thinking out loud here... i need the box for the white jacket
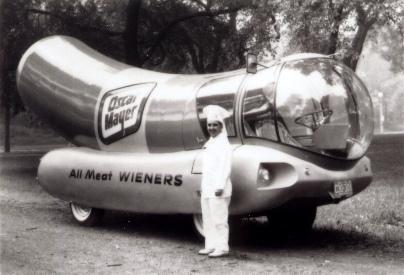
[201,132,232,198]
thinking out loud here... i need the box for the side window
[242,68,278,141]
[196,75,245,137]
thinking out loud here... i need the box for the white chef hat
[203,105,230,126]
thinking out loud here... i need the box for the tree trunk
[207,38,221,73]
[343,4,378,72]
[327,23,340,55]
[4,94,11,153]
[351,24,368,71]
[0,1,10,153]
[327,4,344,55]
[123,0,142,67]
[343,24,369,71]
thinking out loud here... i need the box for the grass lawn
[0,115,68,148]
[314,134,403,251]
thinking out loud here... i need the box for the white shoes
[208,250,229,258]
[199,248,229,257]
[199,248,215,255]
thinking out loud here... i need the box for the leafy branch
[27,8,124,36]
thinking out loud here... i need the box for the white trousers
[201,197,231,252]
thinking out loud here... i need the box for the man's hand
[215,189,223,197]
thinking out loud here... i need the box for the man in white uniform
[199,105,233,258]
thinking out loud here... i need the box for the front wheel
[70,202,104,226]
[192,214,204,238]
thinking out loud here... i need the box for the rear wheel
[266,206,317,233]
[70,202,104,226]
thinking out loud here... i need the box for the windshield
[242,58,374,159]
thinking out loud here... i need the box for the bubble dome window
[243,58,374,159]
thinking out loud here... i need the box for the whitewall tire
[192,214,205,237]
[70,202,104,226]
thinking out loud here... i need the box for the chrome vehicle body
[17,36,374,228]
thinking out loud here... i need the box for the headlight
[256,163,297,190]
[258,167,271,188]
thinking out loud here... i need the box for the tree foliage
[279,0,402,71]
[1,0,279,127]
[22,0,279,73]
[144,0,279,73]
[367,24,404,74]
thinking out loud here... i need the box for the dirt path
[1,153,403,274]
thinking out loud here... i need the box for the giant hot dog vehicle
[17,36,374,235]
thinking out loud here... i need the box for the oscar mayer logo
[98,83,156,144]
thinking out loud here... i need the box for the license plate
[334,180,353,198]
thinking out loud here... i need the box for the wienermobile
[17,36,374,236]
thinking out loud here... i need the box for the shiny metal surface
[145,71,249,152]
[38,145,372,215]
[38,147,202,214]
[229,145,372,214]
[17,36,252,152]
[145,75,200,153]
[17,36,131,148]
